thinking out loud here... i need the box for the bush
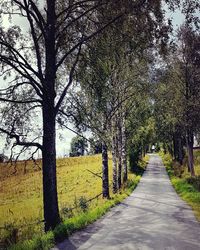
[172,160,184,178]
[186,176,200,192]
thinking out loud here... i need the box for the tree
[153,23,200,175]
[0,153,8,163]
[0,0,130,231]
[69,135,87,157]
[62,0,177,197]
[171,24,200,175]
[89,137,102,154]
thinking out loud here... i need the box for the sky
[0,2,188,159]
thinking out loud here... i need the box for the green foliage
[69,136,88,157]
[128,146,141,172]
[128,148,150,176]
[186,176,200,192]
[89,138,102,154]
[9,232,54,250]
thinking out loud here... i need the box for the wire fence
[0,191,103,234]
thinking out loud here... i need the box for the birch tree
[0,0,130,230]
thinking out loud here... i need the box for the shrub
[186,176,200,192]
[1,223,18,248]
[172,160,184,178]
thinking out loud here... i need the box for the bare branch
[0,55,43,97]
[0,97,42,104]
[0,128,43,150]
[55,44,82,113]
[23,0,44,80]
[86,169,102,179]
[57,117,94,144]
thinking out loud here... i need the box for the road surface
[53,154,200,250]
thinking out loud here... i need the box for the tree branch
[0,128,43,150]
[23,0,44,80]
[56,13,123,69]
[0,97,42,104]
[55,44,82,113]
[86,169,102,179]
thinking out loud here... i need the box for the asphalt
[52,154,200,250]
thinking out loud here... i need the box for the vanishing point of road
[53,154,200,250]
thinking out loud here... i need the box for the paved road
[53,154,200,250]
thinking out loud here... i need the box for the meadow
[0,154,138,246]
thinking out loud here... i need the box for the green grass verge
[8,176,141,250]
[160,152,200,222]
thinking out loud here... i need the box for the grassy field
[0,154,142,247]
[161,150,200,221]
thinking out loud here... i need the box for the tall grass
[160,150,200,221]
[0,154,145,248]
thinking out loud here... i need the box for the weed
[78,196,88,212]
[60,206,73,219]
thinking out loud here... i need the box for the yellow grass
[0,154,136,236]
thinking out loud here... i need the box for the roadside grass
[160,151,200,221]
[0,154,148,249]
[8,175,141,250]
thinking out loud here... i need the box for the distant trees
[89,138,102,154]
[177,25,200,176]
[69,136,87,157]
[0,153,8,163]
[153,21,200,176]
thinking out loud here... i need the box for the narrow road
[53,155,200,250]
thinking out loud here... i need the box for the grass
[8,178,141,250]
[160,151,200,221]
[0,154,148,249]
[0,155,112,227]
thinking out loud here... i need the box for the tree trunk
[102,141,109,198]
[42,103,60,231]
[112,131,118,194]
[42,0,60,231]
[117,121,122,189]
[186,130,195,176]
[121,114,127,183]
[173,133,178,160]
[111,116,118,193]
[177,136,184,165]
